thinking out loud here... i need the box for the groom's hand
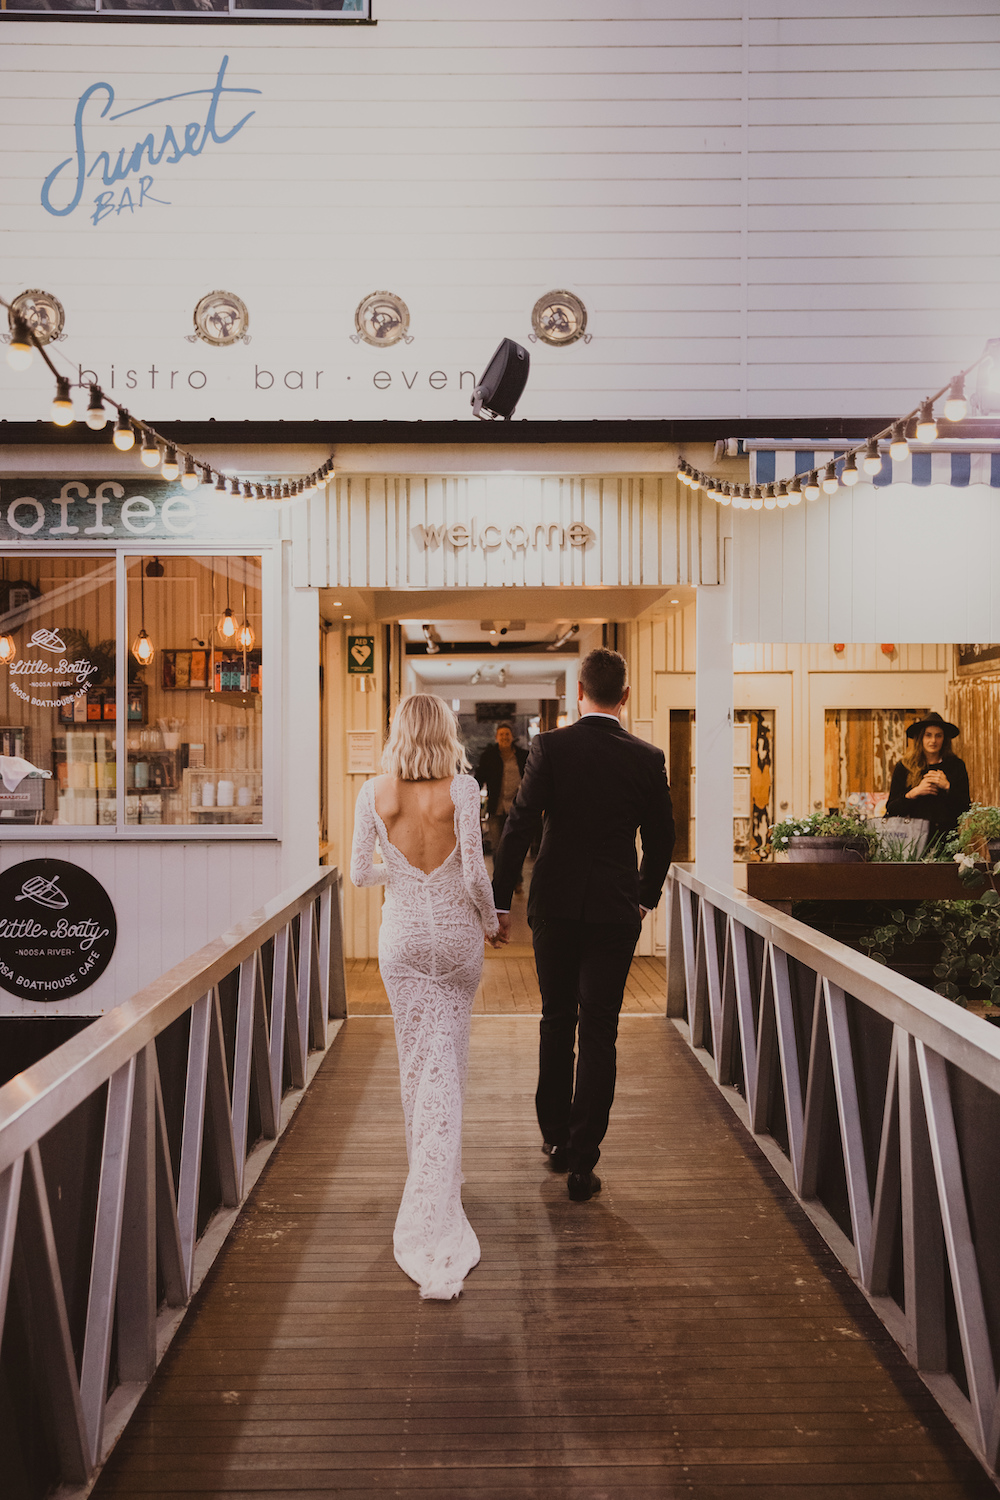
[496,912,511,944]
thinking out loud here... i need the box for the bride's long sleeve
[456,774,499,936]
[350,780,388,888]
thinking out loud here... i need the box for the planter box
[786,836,868,864]
[748,863,982,909]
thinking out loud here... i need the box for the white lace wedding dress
[351,773,499,1300]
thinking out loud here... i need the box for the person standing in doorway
[491,649,675,1202]
[475,723,528,858]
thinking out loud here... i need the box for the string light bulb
[763,484,777,510]
[776,482,790,508]
[6,315,34,371]
[51,376,74,426]
[788,477,803,505]
[181,455,199,490]
[215,473,227,492]
[200,465,213,488]
[160,444,179,481]
[841,453,860,486]
[889,422,910,461]
[113,409,136,451]
[916,400,938,442]
[863,437,882,475]
[944,375,967,422]
[804,472,821,501]
[85,385,108,430]
[822,461,839,494]
[0,631,16,665]
[139,430,160,468]
[751,488,764,511]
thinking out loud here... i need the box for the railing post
[116,1044,158,1387]
[326,872,348,1021]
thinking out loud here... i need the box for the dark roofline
[3,418,1000,447]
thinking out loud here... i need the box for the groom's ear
[620,685,631,707]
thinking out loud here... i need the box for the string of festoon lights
[2,294,333,501]
[677,352,987,510]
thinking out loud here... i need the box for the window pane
[125,555,263,828]
[0,556,117,828]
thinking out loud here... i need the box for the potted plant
[955,804,1000,866]
[768,809,875,864]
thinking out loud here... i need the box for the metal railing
[0,866,347,1497]
[666,865,1000,1475]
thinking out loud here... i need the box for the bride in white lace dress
[351,695,501,1300]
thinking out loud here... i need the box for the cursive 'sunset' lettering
[41,56,260,218]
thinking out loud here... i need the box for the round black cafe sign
[0,859,117,1000]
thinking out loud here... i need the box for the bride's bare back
[373,774,458,875]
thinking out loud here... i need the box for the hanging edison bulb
[0,631,17,665]
[218,606,237,641]
[131,628,154,667]
[236,619,255,650]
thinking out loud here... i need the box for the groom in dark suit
[492,648,675,1201]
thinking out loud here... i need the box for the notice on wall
[346,731,377,775]
[0,859,117,999]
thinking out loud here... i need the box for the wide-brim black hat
[906,711,960,741]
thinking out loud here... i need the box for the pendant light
[236,564,255,651]
[139,429,160,468]
[113,408,136,451]
[218,557,237,642]
[131,558,155,667]
[85,384,108,430]
[51,376,74,426]
[0,558,16,664]
[944,375,967,422]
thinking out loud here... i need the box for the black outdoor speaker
[471,338,530,420]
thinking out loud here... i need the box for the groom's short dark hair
[579,648,628,707]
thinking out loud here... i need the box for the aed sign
[0,859,117,999]
[347,636,375,674]
[0,480,279,544]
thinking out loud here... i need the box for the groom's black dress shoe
[542,1143,570,1173]
[568,1171,601,1202]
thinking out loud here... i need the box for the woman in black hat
[885,711,970,840]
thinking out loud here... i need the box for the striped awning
[750,448,1000,489]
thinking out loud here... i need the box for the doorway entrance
[319,584,682,1009]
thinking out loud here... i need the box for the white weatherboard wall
[1,2,997,424]
[733,484,1000,643]
[293,474,723,589]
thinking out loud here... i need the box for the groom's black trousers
[531,916,641,1174]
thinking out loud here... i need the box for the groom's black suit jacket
[491,715,675,926]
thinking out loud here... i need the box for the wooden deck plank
[92,1018,994,1499]
[346,955,666,1017]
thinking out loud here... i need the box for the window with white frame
[2,0,367,16]
[0,552,267,834]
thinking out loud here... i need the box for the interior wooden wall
[947,673,1000,807]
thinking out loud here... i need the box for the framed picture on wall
[955,645,1000,678]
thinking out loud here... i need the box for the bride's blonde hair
[381,694,470,781]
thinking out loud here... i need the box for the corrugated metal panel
[303,474,720,588]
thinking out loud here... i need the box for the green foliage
[768,808,875,855]
[957,804,1000,855]
[858,895,1000,1006]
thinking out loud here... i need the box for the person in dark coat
[492,648,675,1202]
[885,710,971,840]
[475,723,528,855]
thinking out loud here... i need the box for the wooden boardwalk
[93,1014,994,1499]
[346,954,668,1016]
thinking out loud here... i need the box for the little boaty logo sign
[0,860,117,1000]
[40,56,260,226]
